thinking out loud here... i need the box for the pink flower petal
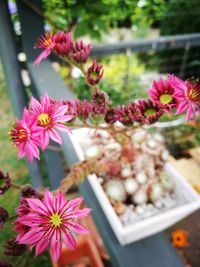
[26,198,49,215]
[64,221,90,234]
[61,229,77,250]
[18,227,44,244]
[55,124,71,133]
[64,197,83,212]
[35,236,49,256]
[41,130,50,150]
[34,48,51,65]
[16,214,44,226]
[29,96,41,111]
[43,191,54,213]
[176,101,188,115]
[41,93,51,106]
[62,208,92,220]
[50,229,62,261]
[54,105,69,117]
[56,191,66,211]
[49,128,62,144]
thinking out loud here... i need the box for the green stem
[61,56,99,93]
[11,182,21,190]
[15,250,29,267]
[6,214,18,222]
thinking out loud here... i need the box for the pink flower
[34,31,73,65]
[147,76,180,112]
[170,77,200,123]
[15,191,91,261]
[9,109,41,162]
[29,94,73,150]
[86,61,103,85]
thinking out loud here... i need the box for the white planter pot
[69,129,200,245]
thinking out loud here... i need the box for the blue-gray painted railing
[90,33,200,57]
[0,0,43,188]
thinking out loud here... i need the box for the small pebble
[135,205,145,215]
[154,200,163,209]
[114,202,126,215]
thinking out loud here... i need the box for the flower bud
[91,90,110,121]
[0,170,11,195]
[70,40,91,63]
[4,237,26,256]
[0,207,9,228]
[20,185,38,198]
[104,108,119,124]
[117,106,133,126]
[86,61,103,85]
[137,99,163,124]
[0,261,13,267]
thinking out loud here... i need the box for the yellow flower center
[38,113,51,127]
[187,88,200,101]
[159,94,173,105]
[144,108,156,117]
[50,213,62,227]
[43,33,53,48]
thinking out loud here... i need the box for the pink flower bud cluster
[35,32,104,86]
[34,31,91,65]
[10,31,200,163]
[10,76,200,163]
[64,74,200,126]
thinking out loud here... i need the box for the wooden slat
[169,151,200,193]
[189,147,200,165]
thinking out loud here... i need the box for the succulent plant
[160,172,174,191]
[135,172,147,185]
[124,178,139,194]
[105,180,126,202]
[149,182,163,202]
[132,189,148,205]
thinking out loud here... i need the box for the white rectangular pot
[69,129,200,245]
